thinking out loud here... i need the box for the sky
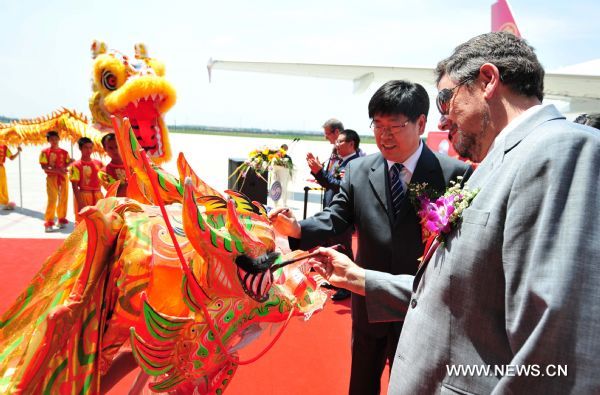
[1,0,599,134]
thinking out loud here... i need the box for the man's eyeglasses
[370,120,410,136]
[436,84,462,115]
[335,139,347,145]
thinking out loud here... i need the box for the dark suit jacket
[312,151,361,207]
[294,145,473,336]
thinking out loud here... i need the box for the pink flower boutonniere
[409,177,479,268]
[333,165,346,180]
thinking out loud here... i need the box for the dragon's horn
[177,152,223,199]
[225,198,265,257]
[105,180,120,198]
[182,178,242,261]
[127,173,153,204]
[226,190,275,251]
[111,116,153,203]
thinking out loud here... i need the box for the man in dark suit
[310,129,361,208]
[270,80,472,395]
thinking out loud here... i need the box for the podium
[267,165,291,209]
[228,158,268,204]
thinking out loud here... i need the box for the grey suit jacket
[366,105,600,394]
[294,144,472,336]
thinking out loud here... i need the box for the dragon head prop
[128,181,327,392]
[89,40,176,163]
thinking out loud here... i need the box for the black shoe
[331,289,351,301]
[321,282,335,290]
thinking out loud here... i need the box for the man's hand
[10,146,22,160]
[43,165,66,176]
[308,247,366,296]
[268,207,301,239]
[306,152,323,174]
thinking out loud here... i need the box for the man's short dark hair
[435,32,545,101]
[368,80,429,121]
[574,113,600,130]
[322,118,344,132]
[46,131,59,140]
[101,133,116,148]
[78,137,93,149]
[341,129,360,151]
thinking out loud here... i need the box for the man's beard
[452,110,491,162]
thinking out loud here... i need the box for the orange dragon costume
[0,44,329,394]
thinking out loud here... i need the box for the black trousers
[349,325,401,395]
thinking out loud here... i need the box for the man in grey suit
[309,32,600,394]
[270,80,472,395]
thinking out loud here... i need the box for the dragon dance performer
[70,137,104,223]
[0,144,21,210]
[39,131,73,232]
[98,133,128,197]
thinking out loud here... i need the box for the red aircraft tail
[491,0,521,37]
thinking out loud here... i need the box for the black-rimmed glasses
[370,120,410,136]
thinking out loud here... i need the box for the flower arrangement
[230,145,294,183]
[409,177,479,267]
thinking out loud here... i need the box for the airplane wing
[207,1,599,112]
[207,59,600,111]
[207,59,435,94]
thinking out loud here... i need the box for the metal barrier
[303,186,324,219]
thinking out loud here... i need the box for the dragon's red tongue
[124,98,160,153]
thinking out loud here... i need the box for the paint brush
[270,244,343,271]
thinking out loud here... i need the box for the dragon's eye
[101,70,118,91]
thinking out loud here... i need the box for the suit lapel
[340,152,360,168]
[394,146,437,222]
[368,155,393,222]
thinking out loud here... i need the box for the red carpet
[0,238,388,394]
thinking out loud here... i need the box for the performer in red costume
[98,133,128,197]
[39,131,72,232]
[70,137,104,223]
